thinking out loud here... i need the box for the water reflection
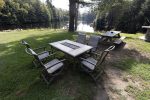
[62,21,94,33]
[77,22,94,33]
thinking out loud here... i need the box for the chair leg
[80,65,98,84]
[84,69,104,84]
[95,73,101,80]
[41,73,55,85]
[89,73,97,84]
[40,67,64,85]
[94,68,105,80]
[41,73,50,85]
[33,60,39,68]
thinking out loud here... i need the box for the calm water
[62,21,94,33]
[77,22,94,33]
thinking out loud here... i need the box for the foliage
[94,0,150,33]
[0,0,4,9]
[0,0,69,30]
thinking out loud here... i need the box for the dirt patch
[94,43,149,100]
[102,66,135,100]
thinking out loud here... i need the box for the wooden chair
[76,33,86,44]
[80,46,115,82]
[87,35,100,52]
[28,48,66,85]
[21,40,53,64]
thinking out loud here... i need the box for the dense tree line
[94,0,150,33]
[0,0,69,30]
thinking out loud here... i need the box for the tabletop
[101,31,121,37]
[49,40,93,57]
[142,26,150,29]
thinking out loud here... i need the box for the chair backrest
[88,35,100,52]
[21,40,30,48]
[27,48,44,66]
[27,48,38,58]
[76,33,86,44]
[96,46,115,67]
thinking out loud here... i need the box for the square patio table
[49,40,93,57]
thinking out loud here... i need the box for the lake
[62,21,94,33]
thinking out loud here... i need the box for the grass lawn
[0,29,150,100]
[108,33,150,100]
[0,29,97,100]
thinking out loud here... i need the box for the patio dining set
[21,31,124,85]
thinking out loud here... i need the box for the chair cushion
[38,51,49,60]
[45,59,63,74]
[81,57,97,70]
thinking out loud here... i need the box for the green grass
[0,29,96,100]
[114,33,150,80]
[114,58,150,80]
[0,29,150,99]
[121,33,150,53]
[113,32,150,99]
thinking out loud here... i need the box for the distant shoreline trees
[0,0,69,30]
[94,0,150,33]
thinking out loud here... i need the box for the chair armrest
[80,57,96,66]
[37,50,52,55]
[90,52,101,59]
[105,45,115,51]
[33,46,47,51]
[25,48,32,55]
[91,52,101,56]
[59,59,66,62]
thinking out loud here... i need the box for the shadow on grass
[0,31,109,100]
[107,46,150,80]
[0,32,74,98]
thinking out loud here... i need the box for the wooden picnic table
[100,31,121,43]
[142,26,150,42]
[49,40,93,57]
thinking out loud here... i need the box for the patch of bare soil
[102,66,135,100]
[94,43,149,100]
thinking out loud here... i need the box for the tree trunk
[69,0,76,32]
[75,3,79,31]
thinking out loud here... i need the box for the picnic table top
[101,31,121,37]
[49,40,93,57]
[142,26,150,29]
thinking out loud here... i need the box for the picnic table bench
[142,26,150,42]
[113,36,126,45]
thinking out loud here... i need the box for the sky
[40,0,91,14]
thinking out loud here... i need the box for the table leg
[145,29,150,42]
